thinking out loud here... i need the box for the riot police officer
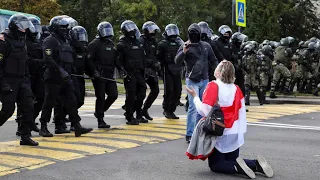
[139,21,161,121]
[0,14,38,146]
[270,37,293,98]
[14,17,43,136]
[157,24,183,119]
[117,20,147,125]
[231,32,248,96]
[213,25,233,62]
[40,16,93,137]
[88,22,119,128]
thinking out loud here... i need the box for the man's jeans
[186,78,209,137]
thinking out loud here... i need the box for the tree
[0,0,61,24]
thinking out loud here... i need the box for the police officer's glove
[59,67,70,81]
[92,70,100,80]
[120,69,130,80]
[1,83,13,94]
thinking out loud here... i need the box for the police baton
[70,74,124,84]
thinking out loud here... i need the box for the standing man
[270,37,293,98]
[157,24,184,119]
[87,22,119,128]
[175,23,218,143]
[40,16,93,137]
[0,14,38,146]
[117,20,148,125]
[139,21,161,121]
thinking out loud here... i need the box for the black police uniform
[0,32,34,139]
[138,35,160,118]
[40,33,92,137]
[231,43,246,96]
[157,37,183,118]
[88,38,118,122]
[117,36,147,124]
[26,39,45,123]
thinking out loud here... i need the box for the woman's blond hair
[214,60,235,84]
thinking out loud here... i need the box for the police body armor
[74,51,86,75]
[244,54,257,74]
[94,39,116,73]
[58,40,74,74]
[26,41,44,76]
[274,46,292,68]
[164,38,182,76]
[3,37,28,77]
[139,36,157,78]
[120,37,144,72]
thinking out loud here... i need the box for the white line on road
[248,122,320,131]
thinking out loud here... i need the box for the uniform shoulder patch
[0,53,3,61]
[45,49,52,56]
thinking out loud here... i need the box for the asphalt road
[0,97,320,180]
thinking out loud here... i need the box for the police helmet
[49,16,69,35]
[231,32,248,44]
[298,41,305,48]
[244,44,255,53]
[218,25,232,35]
[280,38,289,46]
[121,20,139,36]
[198,21,213,38]
[286,36,295,45]
[8,14,35,34]
[142,21,160,34]
[308,42,316,50]
[164,24,180,38]
[65,17,78,30]
[310,37,318,43]
[97,22,114,38]
[70,26,88,42]
[261,45,273,57]
[27,17,41,41]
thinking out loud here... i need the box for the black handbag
[203,85,225,136]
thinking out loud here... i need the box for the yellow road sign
[236,0,246,27]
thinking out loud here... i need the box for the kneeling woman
[186,60,274,179]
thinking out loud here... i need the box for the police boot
[269,91,277,99]
[98,118,111,128]
[39,123,53,137]
[313,87,320,96]
[32,123,40,133]
[235,157,256,179]
[170,112,179,119]
[20,136,39,146]
[55,124,71,134]
[245,92,250,106]
[126,116,139,125]
[283,87,293,95]
[262,89,270,104]
[136,112,148,123]
[73,123,93,137]
[163,111,173,119]
[255,88,263,105]
[141,109,153,120]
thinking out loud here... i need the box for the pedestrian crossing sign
[236,0,246,27]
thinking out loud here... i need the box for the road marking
[1,103,320,177]
[0,146,84,161]
[33,136,140,149]
[35,141,115,155]
[248,122,320,130]
[95,129,184,139]
[0,154,54,170]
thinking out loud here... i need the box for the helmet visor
[99,27,114,37]
[166,27,179,36]
[78,33,88,42]
[34,24,42,34]
[16,20,35,32]
[123,22,138,32]
[219,27,232,34]
[147,24,160,33]
[238,34,248,42]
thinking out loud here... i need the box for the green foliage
[3,0,319,43]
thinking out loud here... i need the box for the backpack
[203,83,225,136]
